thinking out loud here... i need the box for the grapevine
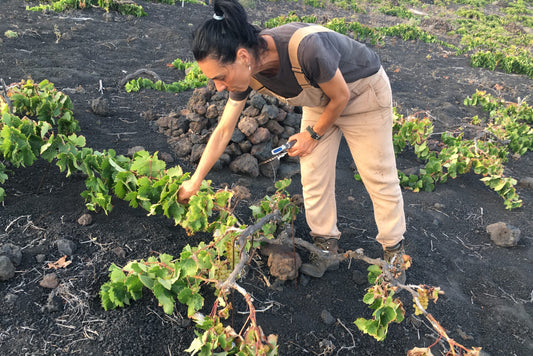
[387,94,533,209]
[1,79,486,354]
[124,59,209,93]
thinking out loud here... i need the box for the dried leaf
[47,255,72,269]
[407,347,434,356]
[465,347,483,356]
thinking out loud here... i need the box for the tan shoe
[383,241,407,284]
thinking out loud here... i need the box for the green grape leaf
[153,282,175,315]
[108,283,128,307]
[99,284,116,311]
[109,264,126,283]
[125,275,143,301]
[376,306,397,325]
[367,264,382,284]
[138,273,155,289]
[180,257,198,277]
[178,288,204,317]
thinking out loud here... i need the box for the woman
[178,0,406,281]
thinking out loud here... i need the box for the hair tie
[213,13,224,21]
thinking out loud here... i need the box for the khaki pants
[300,67,405,248]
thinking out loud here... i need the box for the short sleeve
[229,87,252,101]
[298,33,341,85]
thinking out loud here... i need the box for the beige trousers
[299,67,405,248]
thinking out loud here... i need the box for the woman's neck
[254,35,279,76]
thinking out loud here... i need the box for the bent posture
[178,0,407,280]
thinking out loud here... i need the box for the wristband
[306,125,322,140]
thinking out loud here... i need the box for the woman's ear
[236,48,251,65]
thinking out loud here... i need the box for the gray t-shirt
[230,23,381,101]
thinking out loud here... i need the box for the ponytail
[192,0,266,64]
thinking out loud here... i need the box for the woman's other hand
[177,179,201,204]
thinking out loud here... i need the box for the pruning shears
[259,140,296,165]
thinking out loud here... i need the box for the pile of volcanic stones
[155,81,302,177]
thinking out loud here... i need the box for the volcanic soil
[0,1,532,355]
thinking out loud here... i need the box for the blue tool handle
[271,140,296,155]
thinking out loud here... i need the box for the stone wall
[155,82,302,178]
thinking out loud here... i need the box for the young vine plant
[384,91,533,210]
[124,59,209,93]
[26,0,206,17]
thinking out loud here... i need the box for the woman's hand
[177,179,201,204]
[287,131,319,157]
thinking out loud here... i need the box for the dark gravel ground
[1,1,532,355]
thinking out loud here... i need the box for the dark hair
[192,0,266,64]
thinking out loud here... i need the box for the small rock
[282,126,296,138]
[4,293,17,305]
[127,146,145,157]
[249,94,266,109]
[284,112,301,128]
[0,256,15,281]
[229,154,259,177]
[251,141,273,162]
[433,203,445,209]
[352,270,367,285]
[192,103,207,116]
[231,128,246,143]
[261,104,279,120]
[91,96,110,116]
[213,153,231,170]
[112,246,126,259]
[1,243,22,266]
[518,177,533,189]
[56,239,77,256]
[238,140,252,153]
[265,245,302,281]
[159,152,174,163]
[248,127,271,145]
[190,144,206,163]
[486,222,521,247]
[232,185,251,201]
[264,95,279,106]
[242,105,260,117]
[265,120,284,135]
[276,109,287,122]
[77,213,93,226]
[238,116,258,136]
[40,273,59,289]
[186,112,203,123]
[205,104,219,119]
[320,309,336,325]
[156,115,172,129]
[170,136,192,157]
[225,142,242,157]
[189,120,206,134]
[36,254,46,263]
